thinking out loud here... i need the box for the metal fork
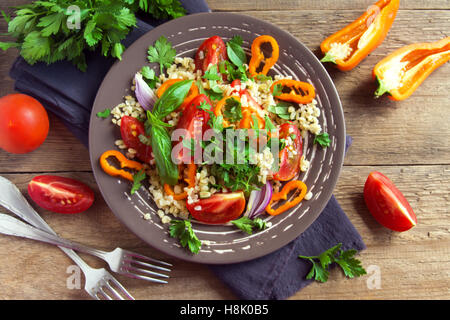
[0,176,135,300]
[0,213,171,283]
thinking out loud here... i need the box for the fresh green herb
[268,101,292,120]
[314,132,331,148]
[203,66,222,81]
[219,60,248,82]
[255,74,273,81]
[223,97,243,123]
[138,134,152,146]
[147,35,177,74]
[298,243,366,283]
[226,35,246,68]
[127,0,186,21]
[148,122,179,186]
[169,219,202,254]
[203,65,224,101]
[96,108,111,118]
[272,83,283,97]
[264,115,276,131]
[0,0,185,71]
[232,216,269,234]
[141,66,159,88]
[130,169,146,195]
[152,80,193,118]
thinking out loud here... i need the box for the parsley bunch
[0,0,185,71]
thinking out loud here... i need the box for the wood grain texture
[208,0,450,10]
[0,0,449,300]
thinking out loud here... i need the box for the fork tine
[125,258,171,272]
[121,267,169,284]
[97,287,113,300]
[106,277,135,300]
[104,281,126,300]
[123,265,170,279]
[126,252,173,267]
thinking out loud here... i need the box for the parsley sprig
[298,243,366,283]
[169,219,202,254]
[232,216,269,234]
[147,36,176,74]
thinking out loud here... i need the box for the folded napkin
[9,0,365,300]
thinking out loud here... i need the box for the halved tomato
[364,171,417,232]
[28,175,94,214]
[186,192,246,224]
[120,116,153,163]
[173,94,212,163]
[272,123,303,181]
[194,36,228,75]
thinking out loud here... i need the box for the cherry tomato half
[0,94,49,154]
[120,116,153,163]
[28,175,94,214]
[186,192,246,224]
[272,123,303,181]
[364,171,417,232]
[173,94,212,163]
[194,36,228,75]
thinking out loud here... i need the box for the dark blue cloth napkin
[8,0,365,300]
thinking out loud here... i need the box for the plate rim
[89,11,346,264]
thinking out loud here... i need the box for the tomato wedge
[28,175,94,214]
[186,192,246,224]
[364,171,417,232]
[272,123,303,181]
[173,94,212,163]
[120,116,153,163]
[194,36,228,75]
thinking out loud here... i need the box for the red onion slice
[248,181,273,219]
[134,72,157,111]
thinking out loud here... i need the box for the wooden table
[0,0,449,300]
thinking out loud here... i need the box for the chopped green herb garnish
[140,66,159,88]
[130,169,146,195]
[232,216,269,234]
[314,132,331,148]
[96,108,111,118]
[223,97,243,123]
[272,83,283,97]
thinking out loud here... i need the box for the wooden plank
[0,165,448,299]
[207,0,450,11]
[0,10,449,169]
[0,113,91,173]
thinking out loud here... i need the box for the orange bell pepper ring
[100,150,144,182]
[214,95,241,128]
[163,163,196,200]
[249,35,280,77]
[271,79,315,104]
[156,79,199,111]
[320,0,400,71]
[266,180,307,216]
[373,36,450,101]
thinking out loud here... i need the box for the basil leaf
[150,124,179,186]
[226,36,246,67]
[153,80,193,119]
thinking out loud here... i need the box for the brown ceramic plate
[89,12,345,264]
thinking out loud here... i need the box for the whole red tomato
[0,94,49,154]
[364,171,417,232]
